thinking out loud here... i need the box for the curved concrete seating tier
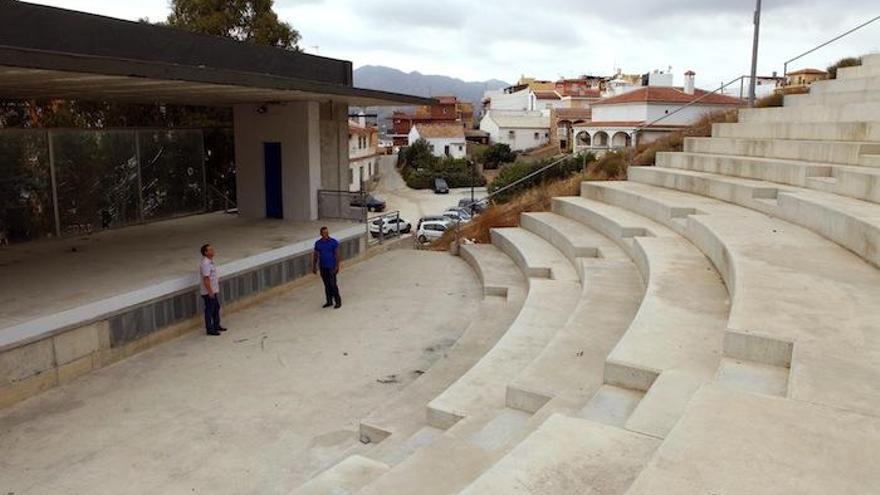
[683,136,880,166]
[583,180,880,416]
[626,385,880,495]
[292,244,530,495]
[425,228,581,429]
[458,414,660,495]
[738,101,880,124]
[551,197,729,438]
[784,89,880,108]
[507,212,641,413]
[357,244,528,448]
[293,455,390,495]
[629,165,880,269]
[656,150,880,204]
[713,120,880,141]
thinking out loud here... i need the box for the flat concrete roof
[0,1,433,107]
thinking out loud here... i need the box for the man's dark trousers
[320,267,341,305]
[202,295,221,332]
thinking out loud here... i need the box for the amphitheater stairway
[294,54,880,494]
[348,200,731,494]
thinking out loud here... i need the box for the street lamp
[748,0,762,107]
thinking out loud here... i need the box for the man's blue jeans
[202,294,221,332]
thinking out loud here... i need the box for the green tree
[168,0,301,50]
[478,143,516,170]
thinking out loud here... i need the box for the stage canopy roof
[0,1,433,107]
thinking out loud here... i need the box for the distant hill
[353,65,510,128]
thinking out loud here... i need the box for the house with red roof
[572,71,744,154]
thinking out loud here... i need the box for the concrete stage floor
[0,249,480,494]
[0,213,355,331]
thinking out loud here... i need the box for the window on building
[508,130,515,140]
[534,132,539,140]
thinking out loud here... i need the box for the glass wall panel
[53,130,139,234]
[138,129,205,220]
[0,130,53,242]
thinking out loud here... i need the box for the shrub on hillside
[478,143,517,170]
[401,156,486,190]
[488,153,594,203]
[755,93,784,108]
[631,109,738,167]
[827,56,862,79]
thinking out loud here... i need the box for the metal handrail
[783,14,880,77]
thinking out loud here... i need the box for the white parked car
[369,216,411,237]
[417,220,450,243]
[442,208,472,223]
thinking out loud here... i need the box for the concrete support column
[319,101,350,192]
[233,102,323,221]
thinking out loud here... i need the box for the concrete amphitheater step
[628,165,880,268]
[837,64,880,81]
[738,101,880,124]
[489,227,580,281]
[425,229,581,429]
[784,89,880,107]
[582,180,880,416]
[712,119,880,141]
[507,212,642,413]
[656,150,880,204]
[457,414,660,495]
[683,136,880,166]
[357,244,528,450]
[292,455,390,495]
[550,196,729,438]
[626,385,880,494]
[809,74,880,94]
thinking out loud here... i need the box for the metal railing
[207,184,237,213]
[367,210,405,245]
[783,14,880,78]
[317,189,368,222]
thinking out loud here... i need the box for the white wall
[487,88,530,111]
[593,102,736,126]
[234,102,324,221]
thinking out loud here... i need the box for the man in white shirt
[199,243,226,336]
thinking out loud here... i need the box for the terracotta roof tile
[413,123,465,139]
[593,86,744,106]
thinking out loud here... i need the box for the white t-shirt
[199,257,220,296]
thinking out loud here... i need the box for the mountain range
[353,65,510,125]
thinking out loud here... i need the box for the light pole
[748,0,762,107]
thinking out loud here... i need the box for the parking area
[368,155,487,243]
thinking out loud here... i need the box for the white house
[408,123,467,159]
[572,71,743,155]
[479,110,551,151]
[482,87,531,112]
[349,114,380,191]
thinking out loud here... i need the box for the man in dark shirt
[313,226,342,309]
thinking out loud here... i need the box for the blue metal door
[264,142,283,219]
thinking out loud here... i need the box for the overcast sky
[26,0,880,88]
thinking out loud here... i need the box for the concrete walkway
[0,250,480,495]
[372,155,486,226]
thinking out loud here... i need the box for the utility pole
[748,0,762,107]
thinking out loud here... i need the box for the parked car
[433,178,449,194]
[457,198,489,215]
[369,216,411,237]
[443,208,472,223]
[417,220,450,243]
[417,215,452,230]
[350,194,386,212]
